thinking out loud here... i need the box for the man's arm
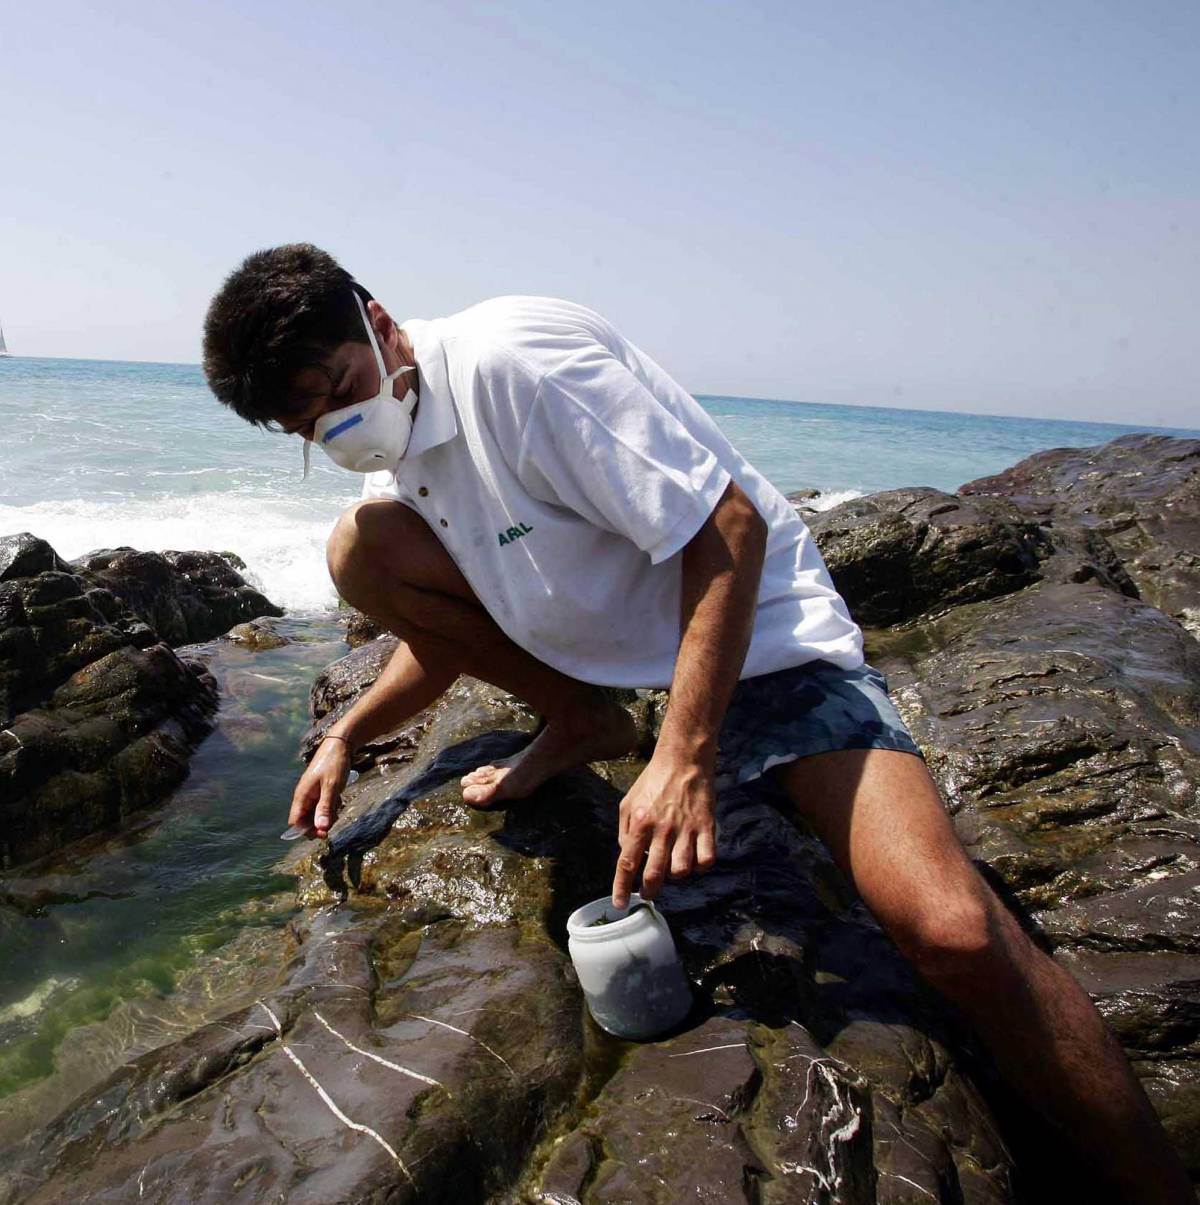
[611,479,768,907]
[288,638,458,838]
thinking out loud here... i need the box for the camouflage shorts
[714,659,923,790]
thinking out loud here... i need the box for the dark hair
[202,243,373,427]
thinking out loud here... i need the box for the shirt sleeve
[515,346,732,564]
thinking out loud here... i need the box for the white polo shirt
[361,296,863,689]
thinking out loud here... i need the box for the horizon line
[4,353,1198,437]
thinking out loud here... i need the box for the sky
[2,0,1197,426]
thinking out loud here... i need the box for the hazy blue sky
[3,1,1197,425]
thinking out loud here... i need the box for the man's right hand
[288,736,354,839]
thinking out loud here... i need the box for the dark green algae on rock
[1,535,216,868]
[71,546,283,648]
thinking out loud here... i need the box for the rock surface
[959,432,1200,635]
[806,486,1135,627]
[4,433,1199,1201]
[0,679,1017,1203]
[345,607,385,647]
[804,436,1200,1190]
[0,534,281,868]
[72,547,282,645]
[225,619,289,650]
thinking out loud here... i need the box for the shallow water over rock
[0,615,345,1146]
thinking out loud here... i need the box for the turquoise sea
[3,355,1197,612]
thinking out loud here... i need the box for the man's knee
[890,886,1020,991]
[327,500,427,608]
[327,500,479,636]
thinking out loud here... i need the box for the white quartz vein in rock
[880,1168,938,1199]
[667,1042,746,1058]
[257,1001,414,1186]
[404,1012,515,1078]
[673,1096,731,1120]
[313,1010,447,1092]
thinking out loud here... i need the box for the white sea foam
[807,488,865,511]
[2,482,871,615]
[0,493,343,614]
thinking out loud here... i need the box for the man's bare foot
[461,700,636,807]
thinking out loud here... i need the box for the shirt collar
[400,318,458,458]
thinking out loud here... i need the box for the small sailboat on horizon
[0,319,10,358]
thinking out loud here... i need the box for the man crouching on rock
[202,243,1192,1204]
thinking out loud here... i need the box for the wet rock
[309,634,399,721]
[225,620,289,650]
[870,575,1200,1166]
[0,572,151,726]
[1059,949,1200,1054]
[321,685,1016,1202]
[785,486,822,517]
[744,1022,877,1204]
[539,1018,768,1203]
[0,536,229,867]
[298,634,435,769]
[959,432,1200,635]
[2,671,1018,1201]
[3,877,584,1203]
[535,1018,882,1205]
[870,579,1200,907]
[10,432,1200,1199]
[73,547,283,645]
[345,608,384,647]
[1,643,217,867]
[0,534,67,582]
[806,487,1132,628]
[1035,871,1200,955]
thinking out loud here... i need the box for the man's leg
[328,499,635,804]
[772,748,1193,1205]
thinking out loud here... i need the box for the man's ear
[366,299,398,349]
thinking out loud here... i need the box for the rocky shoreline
[1,432,1197,1202]
[0,537,282,868]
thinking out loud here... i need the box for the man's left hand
[612,753,718,908]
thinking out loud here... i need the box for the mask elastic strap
[353,291,417,404]
[302,437,311,480]
[352,291,388,379]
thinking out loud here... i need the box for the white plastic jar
[566,894,693,1040]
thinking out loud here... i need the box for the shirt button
[418,487,429,497]
[439,518,448,527]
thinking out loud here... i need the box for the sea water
[0,618,349,1142]
[1,355,1197,1129]
[3,356,1196,613]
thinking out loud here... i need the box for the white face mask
[302,293,417,476]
